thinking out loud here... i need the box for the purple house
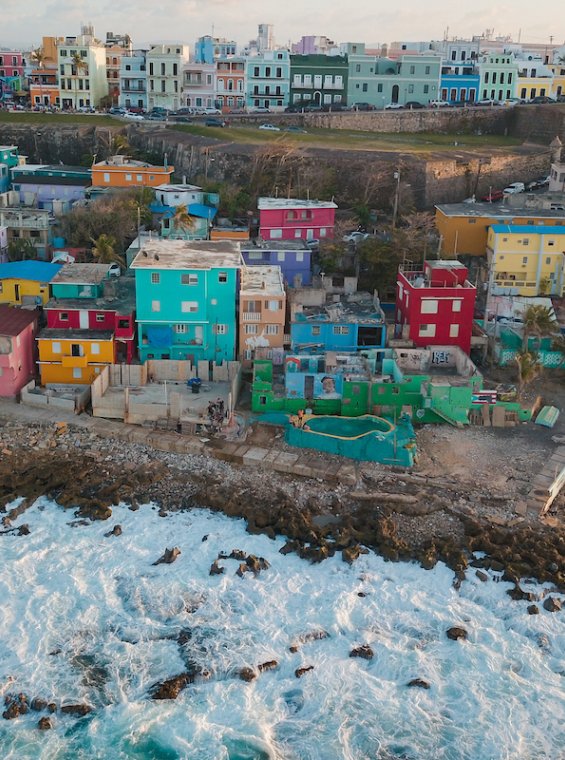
[241,240,312,287]
[11,176,91,213]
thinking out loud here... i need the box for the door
[391,84,399,103]
[79,310,89,329]
[304,375,314,399]
[14,284,20,302]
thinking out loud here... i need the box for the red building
[258,197,337,242]
[395,260,476,354]
[0,305,38,397]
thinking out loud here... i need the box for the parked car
[205,118,227,127]
[249,106,271,113]
[343,231,370,244]
[303,103,323,112]
[174,107,194,115]
[305,239,320,251]
[108,263,121,277]
[351,102,374,111]
[201,107,222,115]
[429,99,450,108]
[284,125,308,133]
[384,103,404,110]
[109,106,126,115]
[503,182,526,194]
[404,101,424,109]
[144,113,166,121]
[481,189,504,202]
[530,96,556,104]
[475,98,501,106]
[321,103,349,112]
[258,123,280,131]
[123,111,144,121]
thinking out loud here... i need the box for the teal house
[131,239,241,363]
[0,145,22,193]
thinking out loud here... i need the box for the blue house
[150,184,219,240]
[440,62,480,103]
[119,50,148,112]
[290,292,387,353]
[131,239,241,363]
[241,240,311,287]
[245,50,291,111]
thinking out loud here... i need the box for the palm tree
[521,304,555,350]
[71,51,88,77]
[171,205,197,239]
[90,234,124,268]
[30,47,46,107]
[514,350,542,398]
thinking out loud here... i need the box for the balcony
[121,84,146,92]
[242,312,262,321]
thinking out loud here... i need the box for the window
[418,324,436,337]
[96,314,105,322]
[72,368,82,379]
[362,83,368,93]
[277,251,286,261]
[245,324,258,334]
[52,342,62,354]
[421,299,438,314]
[218,271,227,283]
[546,257,552,264]
[214,324,227,334]
[267,300,281,311]
[333,326,350,335]
[174,324,187,333]
[181,274,198,285]
[425,65,430,75]
[265,324,279,335]
[151,300,161,312]
[296,251,304,262]
[355,64,361,73]
[270,229,283,239]
[136,174,143,182]
[312,326,321,336]
[181,301,198,312]
[60,312,69,321]
[151,272,160,284]
[449,324,459,338]
[410,65,415,74]
[103,173,110,183]
[91,343,100,355]
[423,85,429,94]
[408,84,414,94]
[377,83,383,93]
[452,299,462,312]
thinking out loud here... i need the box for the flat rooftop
[258,197,338,210]
[435,203,565,219]
[51,263,114,285]
[240,265,285,295]
[241,239,310,252]
[45,277,136,315]
[154,183,203,192]
[490,224,565,235]
[37,328,114,341]
[294,293,385,325]
[131,239,242,270]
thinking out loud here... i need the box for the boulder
[543,597,562,613]
[209,560,224,576]
[279,540,299,556]
[2,693,29,720]
[38,717,52,730]
[446,627,468,641]
[258,660,278,673]
[295,666,314,678]
[104,524,122,538]
[527,604,540,615]
[289,630,329,652]
[238,667,257,682]
[236,563,249,578]
[342,545,361,565]
[475,570,488,583]
[60,704,93,717]
[507,585,536,602]
[17,524,30,536]
[153,547,181,566]
[349,645,374,660]
[229,549,247,561]
[407,678,430,689]
[30,698,48,712]
[150,672,195,700]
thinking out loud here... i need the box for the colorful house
[440,61,480,102]
[44,265,136,363]
[146,43,189,112]
[291,292,387,353]
[0,226,7,262]
[486,224,565,297]
[0,207,53,260]
[289,54,348,108]
[239,265,286,363]
[258,197,337,242]
[241,240,312,286]
[37,328,115,385]
[435,203,565,257]
[348,53,441,108]
[119,50,148,112]
[29,67,60,107]
[395,261,477,354]
[10,173,91,213]
[0,145,24,171]
[57,28,109,109]
[478,53,518,102]
[182,62,217,110]
[131,239,241,363]
[91,156,173,188]
[151,183,219,240]
[0,260,62,306]
[0,52,25,105]
[245,50,291,111]
[0,305,39,397]
[215,57,246,112]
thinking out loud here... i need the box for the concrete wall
[20,380,90,413]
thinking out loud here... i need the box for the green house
[289,54,349,108]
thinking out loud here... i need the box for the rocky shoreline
[0,417,563,597]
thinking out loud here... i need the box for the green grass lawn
[0,112,120,126]
[168,123,523,153]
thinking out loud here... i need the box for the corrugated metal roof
[0,304,38,336]
[0,260,62,282]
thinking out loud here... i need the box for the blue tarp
[188,203,217,220]
[146,326,173,347]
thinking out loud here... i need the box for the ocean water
[0,497,564,760]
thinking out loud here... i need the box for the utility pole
[392,167,401,229]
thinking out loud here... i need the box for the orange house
[29,67,60,107]
[91,156,174,188]
[239,265,286,364]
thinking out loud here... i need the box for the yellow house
[547,64,565,99]
[435,204,565,257]
[0,261,61,306]
[37,329,115,385]
[516,75,553,101]
[486,224,565,297]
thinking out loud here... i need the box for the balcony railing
[121,85,146,92]
[242,312,262,321]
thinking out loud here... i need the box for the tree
[30,47,45,69]
[61,195,145,252]
[7,239,37,261]
[514,350,542,398]
[71,51,88,77]
[90,234,124,267]
[170,205,197,239]
[521,304,555,350]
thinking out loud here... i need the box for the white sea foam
[0,498,563,759]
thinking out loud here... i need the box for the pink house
[258,197,337,242]
[0,51,25,79]
[0,305,39,396]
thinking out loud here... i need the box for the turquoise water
[305,416,391,437]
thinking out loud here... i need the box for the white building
[57,26,108,109]
[146,43,189,111]
[182,62,216,110]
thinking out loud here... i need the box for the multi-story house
[289,54,348,108]
[37,328,115,385]
[0,305,39,397]
[245,50,290,111]
[131,239,241,363]
[215,58,245,112]
[486,225,565,297]
[515,54,554,101]
[430,39,481,64]
[182,62,217,110]
[478,53,518,102]
[0,261,61,306]
[195,36,237,64]
[151,183,219,240]
[348,53,441,108]
[10,164,92,213]
[241,240,312,287]
[119,50,147,112]
[258,197,337,242]
[57,27,108,109]
[0,144,22,193]
[440,60,480,103]
[91,155,173,188]
[395,260,477,354]
[239,265,286,363]
[29,67,59,107]
[45,263,136,363]
[146,43,189,111]
[0,51,25,104]
[292,36,338,55]
[0,208,53,260]
[105,32,132,106]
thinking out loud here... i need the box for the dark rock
[490,560,505,572]
[47,703,57,713]
[279,540,299,556]
[342,545,361,565]
[17,524,30,536]
[258,660,278,672]
[475,570,488,583]
[543,597,562,612]
[202,534,208,542]
[177,629,192,646]
[470,557,489,569]
[104,524,122,537]
[507,585,536,602]
[407,678,430,689]
[238,667,257,682]
[236,563,249,578]
[153,547,181,566]
[289,630,329,652]
[2,693,29,720]
[357,592,367,597]
[548,561,558,573]
[60,704,92,717]
[527,604,539,615]
[229,549,247,561]
[38,717,52,730]
[295,666,314,678]
[30,698,47,712]
[150,672,195,700]
[209,560,224,576]
[446,627,468,641]
[349,645,374,660]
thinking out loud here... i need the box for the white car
[108,263,122,277]
[503,182,526,194]
[343,231,370,244]
[123,111,144,121]
[202,107,222,115]
[384,103,404,110]
[429,100,450,108]
[258,123,280,131]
